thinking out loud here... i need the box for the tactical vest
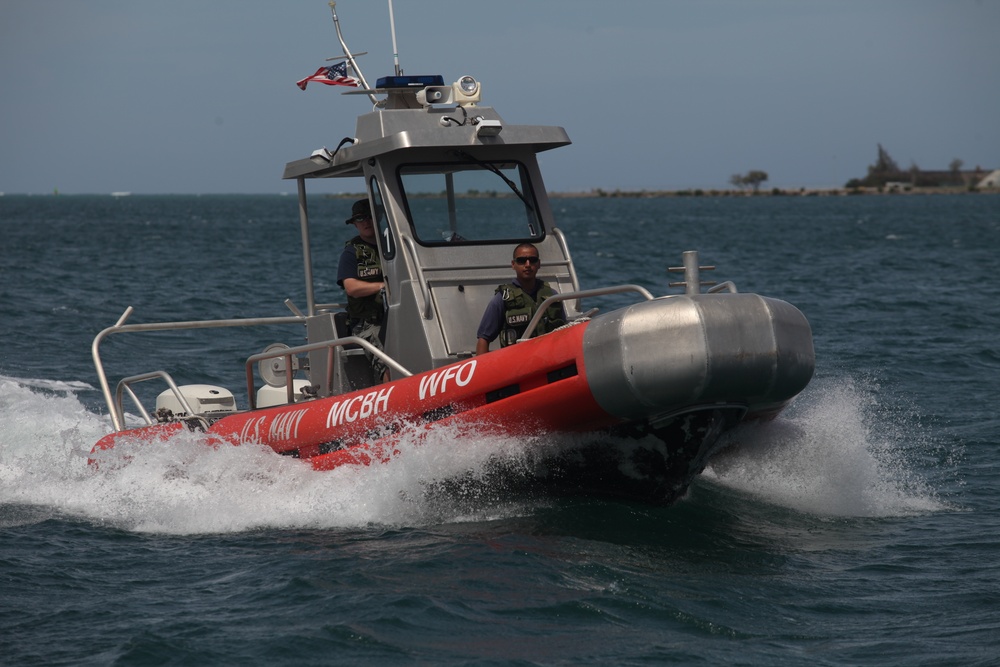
[345,236,384,324]
[497,281,565,347]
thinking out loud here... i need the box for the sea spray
[703,374,947,517]
[1,370,952,534]
[0,375,543,534]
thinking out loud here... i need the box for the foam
[0,375,535,534]
[704,375,947,517]
[1,373,948,534]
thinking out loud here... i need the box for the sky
[1,0,998,195]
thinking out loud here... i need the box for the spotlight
[475,119,502,138]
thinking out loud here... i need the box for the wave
[704,374,949,518]
[0,375,542,535]
[1,372,949,536]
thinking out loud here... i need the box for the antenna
[388,0,401,76]
[328,2,377,104]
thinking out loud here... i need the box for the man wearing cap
[337,199,389,383]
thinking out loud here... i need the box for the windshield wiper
[452,151,534,212]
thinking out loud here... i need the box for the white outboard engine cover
[156,384,237,416]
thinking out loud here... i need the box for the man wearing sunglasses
[475,243,566,355]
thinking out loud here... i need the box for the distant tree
[744,170,769,193]
[862,144,904,187]
[730,170,769,193]
[950,158,964,185]
[872,144,901,174]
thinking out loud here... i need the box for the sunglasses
[513,256,540,265]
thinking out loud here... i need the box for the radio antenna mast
[388,0,401,76]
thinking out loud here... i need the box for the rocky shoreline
[549,186,998,198]
[323,186,997,201]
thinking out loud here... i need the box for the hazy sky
[2,0,998,194]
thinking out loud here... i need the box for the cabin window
[370,177,395,259]
[398,160,544,245]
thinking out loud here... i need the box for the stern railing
[93,306,414,431]
[94,307,306,431]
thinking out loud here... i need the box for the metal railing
[244,336,412,409]
[518,250,740,342]
[93,306,414,430]
[518,284,656,343]
[93,306,306,431]
[115,370,196,427]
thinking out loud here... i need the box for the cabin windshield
[398,159,544,245]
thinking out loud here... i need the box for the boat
[89,4,814,505]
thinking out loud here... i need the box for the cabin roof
[282,106,571,180]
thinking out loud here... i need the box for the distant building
[849,145,995,190]
[978,169,1000,188]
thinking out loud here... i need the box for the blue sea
[1,193,998,665]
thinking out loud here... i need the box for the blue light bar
[375,75,445,89]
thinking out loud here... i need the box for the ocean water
[1,193,998,665]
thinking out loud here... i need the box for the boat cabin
[282,75,583,396]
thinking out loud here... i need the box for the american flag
[296,62,360,90]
